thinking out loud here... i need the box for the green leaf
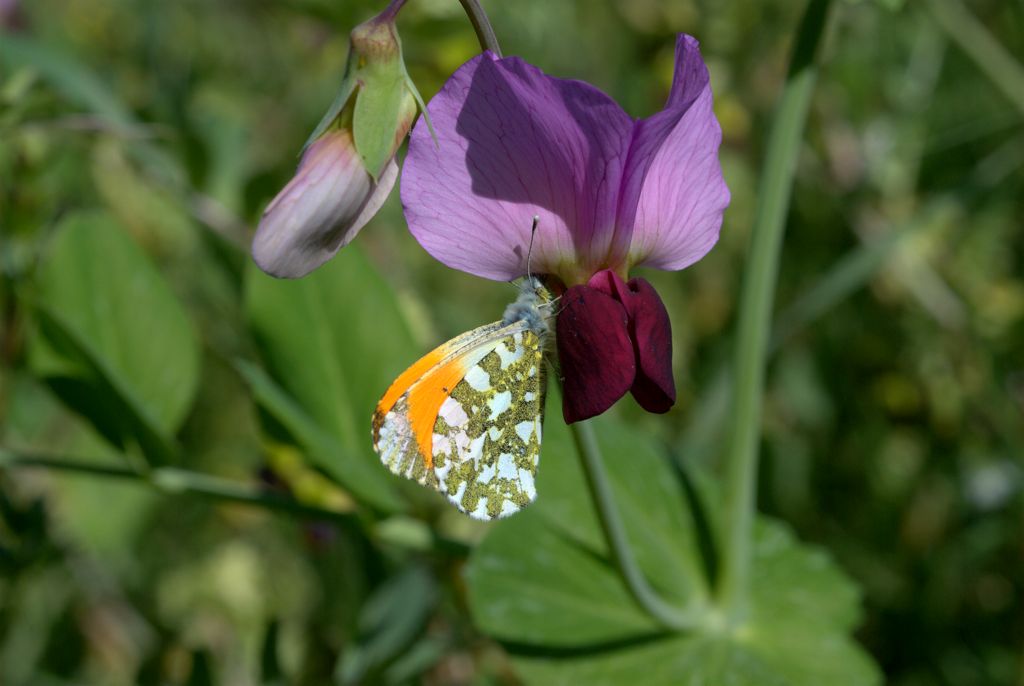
[28,211,200,461]
[1,374,158,559]
[336,565,438,685]
[0,34,135,128]
[236,360,402,513]
[244,244,418,514]
[506,521,880,686]
[469,513,663,645]
[467,418,881,685]
[511,634,791,686]
[467,415,711,647]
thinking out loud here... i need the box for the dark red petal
[620,277,676,413]
[556,285,635,423]
[582,270,676,414]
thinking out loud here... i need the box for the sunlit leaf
[469,511,663,645]
[467,417,881,685]
[467,415,710,647]
[28,211,201,462]
[244,244,419,513]
[502,519,879,685]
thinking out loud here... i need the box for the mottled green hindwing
[431,330,546,520]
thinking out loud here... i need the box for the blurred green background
[1,0,1022,684]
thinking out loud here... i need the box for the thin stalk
[1,448,473,555]
[569,420,697,631]
[925,0,1024,119]
[376,0,410,23]
[1,448,353,522]
[457,0,502,57]
[717,0,832,623]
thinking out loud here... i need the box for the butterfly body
[372,278,552,520]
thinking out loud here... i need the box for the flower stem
[1,447,354,521]
[569,420,697,631]
[376,0,410,23]
[717,0,833,624]
[457,0,502,57]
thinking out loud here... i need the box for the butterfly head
[500,215,554,332]
[501,276,553,333]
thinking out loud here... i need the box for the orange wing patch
[372,322,506,442]
[371,277,553,515]
[372,324,510,485]
[401,354,476,470]
[372,345,446,443]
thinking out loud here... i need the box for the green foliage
[244,247,416,513]
[469,417,708,646]
[0,33,136,128]
[336,564,440,684]
[469,418,881,685]
[2,378,159,558]
[1,0,1021,684]
[28,211,200,462]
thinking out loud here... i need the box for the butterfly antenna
[526,215,540,280]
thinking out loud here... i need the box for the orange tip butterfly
[372,276,552,522]
[371,275,553,520]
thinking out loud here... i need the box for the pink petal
[614,35,731,271]
[556,285,635,423]
[401,52,633,282]
[587,271,675,413]
[253,130,398,278]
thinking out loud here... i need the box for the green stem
[457,0,502,57]
[1,448,353,521]
[717,0,832,623]
[569,420,697,631]
[1,448,473,555]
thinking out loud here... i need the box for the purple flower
[401,35,729,422]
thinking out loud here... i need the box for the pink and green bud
[252,128,398,278]
[252,2,425,279]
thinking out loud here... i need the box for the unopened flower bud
[253,1,426,278]
[252,129,398,278]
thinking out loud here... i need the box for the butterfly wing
[372,323,547,520]
[372,320,515,486]
[432,329,546,520]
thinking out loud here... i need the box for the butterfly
[372,276,554,520]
